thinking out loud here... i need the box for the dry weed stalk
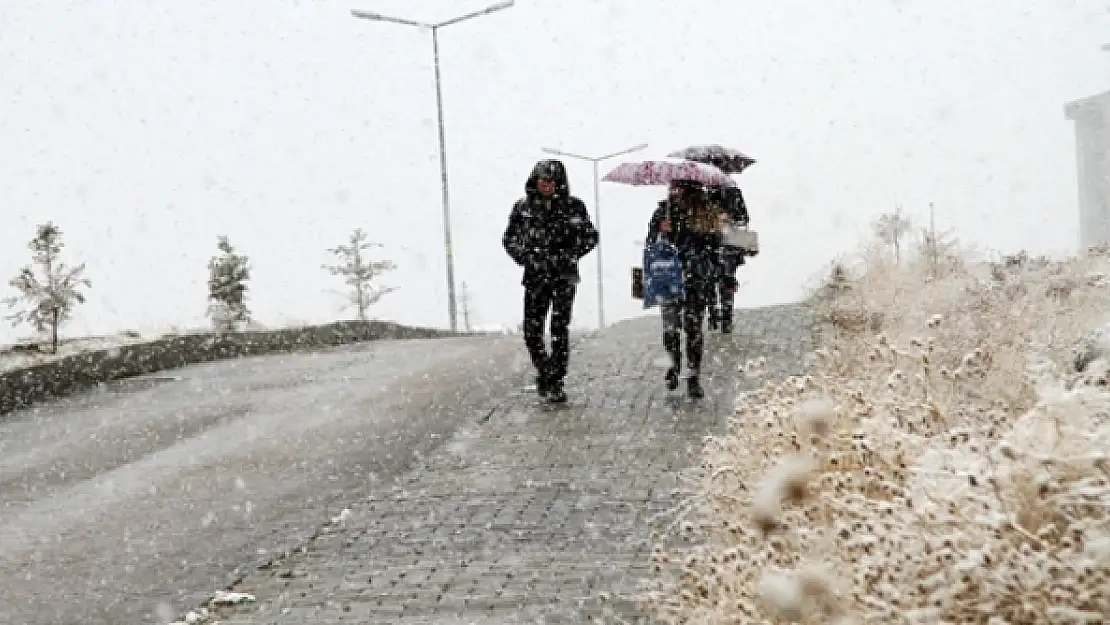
[640,238,1110,624]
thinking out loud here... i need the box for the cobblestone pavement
[210,304,815,624]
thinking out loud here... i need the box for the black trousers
[715,251,743,319]
[662,281,709,375]
[523,279,577,383]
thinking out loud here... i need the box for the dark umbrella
[666,144,756,175]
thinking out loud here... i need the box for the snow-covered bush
[643,219,1110,624]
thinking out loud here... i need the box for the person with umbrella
[665,145,757,335]
[603,158,735,398]
[707,184,753,334]
[644,180,722,398]
[502,159,599,404]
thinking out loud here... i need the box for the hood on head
[525,159,570,196]
[666,179,698,204]
[671,180,703,193]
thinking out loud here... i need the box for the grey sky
[2,0,1108,342]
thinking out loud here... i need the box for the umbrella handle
[659,202,675,239]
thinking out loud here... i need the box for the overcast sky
[2,0,1109,342]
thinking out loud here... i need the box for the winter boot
[687,375,705,399]
[535,374,550,398]
[665,366,681,391]
[546,379,568,404]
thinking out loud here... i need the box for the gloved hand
[524,248,546,271]
[525,251,573,274]
[546,253,574,274]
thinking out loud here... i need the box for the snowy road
[0,335,528,625]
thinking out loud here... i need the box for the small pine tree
[3,222,91,354]
[206,236,251,333]
[323,228,396,321]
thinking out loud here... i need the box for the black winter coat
[503,195,598,287]
[709,186,750,225]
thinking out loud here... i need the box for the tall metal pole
[430,27,458,331]
[351,2,515,332]
[592,160,604,327]
[541,142,648,330]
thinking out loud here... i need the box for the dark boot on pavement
[546,379,568,404]
[665,366,681,391]
[529,351,550,397]
[687,375,705,399]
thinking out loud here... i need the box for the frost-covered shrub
[642,234,1110,624]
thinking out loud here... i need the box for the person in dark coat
[645,181,721,398]
[502,159,599,403]
[708,185,752,334]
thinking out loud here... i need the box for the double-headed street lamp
[351,1,515,332]
[541,143,648,329]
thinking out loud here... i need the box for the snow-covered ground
[0,333,527,624]
[647,229,1110,623]
[0,321,295,373]
[469,323,515,335]
[0,330,171,373]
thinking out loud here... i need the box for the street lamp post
[541,143,649,329]
[351,1,514,332]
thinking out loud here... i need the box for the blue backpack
[642,241,686,309]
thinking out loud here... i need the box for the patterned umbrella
[666,144,756,175]
[601,159,736,188]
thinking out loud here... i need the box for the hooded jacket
[502,159,599,286]
[709,185,749,224]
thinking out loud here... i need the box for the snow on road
[0,335,528,625]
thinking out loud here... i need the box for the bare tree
[918,221,960,278]
[873,205,914,263]
[323,228,396,321]
[3,222,91,354]
[206,236,251,333]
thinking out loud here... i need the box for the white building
[1065,90,1110,248]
